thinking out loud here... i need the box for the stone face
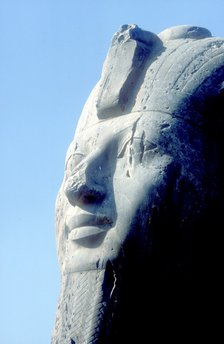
[52,25,224,344]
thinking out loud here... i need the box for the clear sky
[1,0,223,343]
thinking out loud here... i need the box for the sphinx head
[52,25,224,344]
[55,24,224,277]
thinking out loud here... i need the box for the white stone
[52,24,224,344]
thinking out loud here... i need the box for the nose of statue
[64,168,106,207]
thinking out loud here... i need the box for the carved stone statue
[52,25,224,343]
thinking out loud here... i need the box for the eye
[131,137,157,154]
[117,136,158,159]
[130,137,158,165]
[117,138,131,158]
[144,140,157,152]
[129,137,142,156]
[65,153,85,173]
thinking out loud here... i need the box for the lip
[67,212,113,241]
[69,226,108,240]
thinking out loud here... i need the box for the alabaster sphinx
[52,25,224,343]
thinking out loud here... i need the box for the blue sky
[1,1,223,343]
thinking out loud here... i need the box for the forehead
[65,111,175,162]
[75,111,173,142]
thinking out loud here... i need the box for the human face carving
[56,110,175,273]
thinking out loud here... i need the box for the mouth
[69,226,109,241]
[67,212,113,242]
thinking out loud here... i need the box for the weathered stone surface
[52,25,224,344]
[96,24,160,118]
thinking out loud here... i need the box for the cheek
[112,173,155,245]
[112,155,174,246]
[113,154,174,221]
[55,188,70,265]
